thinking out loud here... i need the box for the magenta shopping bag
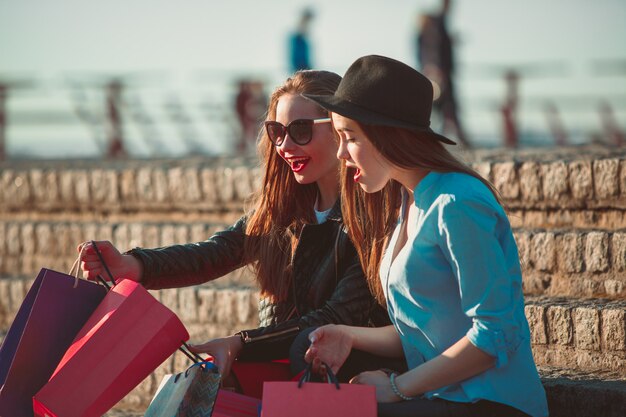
[33,279,190,417]
[0,269,107,417]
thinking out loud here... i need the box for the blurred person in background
[289,8,315,73]
[416,0,470,147]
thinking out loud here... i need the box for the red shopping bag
[0,269,107,417]
[230,360,293,399]
[260,366,377,417]
[32,279,189,417]
[213,389,261,417]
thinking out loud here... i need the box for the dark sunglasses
[265,118,331,146]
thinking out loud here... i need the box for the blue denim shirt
[380,172,548,417]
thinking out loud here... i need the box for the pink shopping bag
[33,279,189,417]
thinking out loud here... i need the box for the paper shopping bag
[213,389,261,417]
[33,279,189,417]
[0,268,107,417]
[144,361,221,417]
[260,366,377,417]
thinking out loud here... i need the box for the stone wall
[1,146,625,415]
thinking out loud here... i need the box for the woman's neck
[315,174,339,211]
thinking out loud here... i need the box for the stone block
[90,169,118,206]
[190,224,208,243]
[233,166,254,200]
[611,232,626,271]
[9,279,26,316]
[20,222,35,256]
[216,168,236,203]
[516,230,535,268]
[604,280,625,297]
[58,170,75,203]
[492,162,519,199]
[568,160,594,200]
[129,223,144,248]
[97,224,114,243]
[200,168,219,204]
[557,232,584,273]
[620,160,626,197]
[1,170,31,208]
[52,223,72,257]
[159,288,179,313]
[73,170,91,205]
[136,167,155,201]
[0,222,5,255]
[175,225,189,245]
[120,169,138,204]
[519,162,542,201]
[6,223,21,256]
[142,224,160,248]
[178,287,198,322]
[602,308,626,351]
[0,279,13,326]
[471,162,491,182]
[593,159,619,199]
[525,304,547,344]
[35,223,53,255]
[573,307,601,350]
[152,168,169,204]
[113,224,130,250]
[541,162,569,200]
[531,232,556,272]
[547,305,573,346]
[215,289,237,327]
[183,168,202,202]
[584,232,609,273]
[30,169,59,207]
[166,167,186,204]
[197,288,217,323]
[249,167,262,192]
[160,225,176,246]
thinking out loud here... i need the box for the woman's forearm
[344,325,405,358]
[395,336,495,397]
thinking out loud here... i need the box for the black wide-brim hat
[304,54,455,145]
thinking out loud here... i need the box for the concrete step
[539,366,626,417]
[2,220,624,299]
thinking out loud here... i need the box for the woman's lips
[353,168,361,182]
[290,157,310,172]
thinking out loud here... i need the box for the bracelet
[389,372,416,401]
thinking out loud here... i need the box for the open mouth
[289,157,310,172]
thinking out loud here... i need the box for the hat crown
[336,55,433,128]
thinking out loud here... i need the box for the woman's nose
[336,140,349,160]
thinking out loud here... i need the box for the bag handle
[298,362,340,390]
[69,241,113,289]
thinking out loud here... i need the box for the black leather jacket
[128,201,390,361]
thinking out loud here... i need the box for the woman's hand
[304,324,353,375]
[188,335,243,378]
[350,370,402,403]
[77,240,142,282]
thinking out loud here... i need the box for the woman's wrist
[389,372,417,401]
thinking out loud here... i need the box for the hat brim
[303,93,456,145]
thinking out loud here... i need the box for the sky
[1,0,625,157]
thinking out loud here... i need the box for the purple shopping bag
[0,268,107,417]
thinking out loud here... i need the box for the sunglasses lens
[266,122,284,144]
[287,120,313,145]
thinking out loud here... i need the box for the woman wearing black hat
[302,55,548,417]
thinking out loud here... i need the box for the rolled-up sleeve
[437,194,523,368]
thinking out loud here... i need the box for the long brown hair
[243,70,341,303]
[341,125,501,305]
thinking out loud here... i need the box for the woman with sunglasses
[76,70,390,392]
[301,56,548,417]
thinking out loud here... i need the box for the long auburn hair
[243,70,341,303]
[341,125,502,305]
